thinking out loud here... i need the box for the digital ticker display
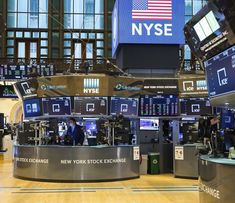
[139,95,178,116]
[42,97,71,116]
[204,45,235,97]
[110,97,138,116]
[74,97,108,116]
[180,98,212,116]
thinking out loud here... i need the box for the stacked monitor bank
[22,95,214,119]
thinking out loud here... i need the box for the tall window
[7,0,48,28]
[64,0,104,29]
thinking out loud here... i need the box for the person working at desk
[66,118,84,146]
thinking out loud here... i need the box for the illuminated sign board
[179,78,208,97]
[112,0,185,56]
[83,79,100,94]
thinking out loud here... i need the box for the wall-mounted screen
[140,95,178,116]
[180,98,212,116]
[42,97,71,116]
[23,98,42,118]
[140,118,159,131]
[74,97,107,115]
[110,97,138,116]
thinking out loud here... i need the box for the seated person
[66,118,84,146]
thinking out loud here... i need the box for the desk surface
[200,155,235,166]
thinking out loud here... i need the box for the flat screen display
[42,97,71,116]
[23,98,42,118]
[74,97,107,115]
[110,97,138,116]
[139,95,178,116]
[85,120,97,134]
[180,98,212,116]
[0,85,17,98]
[204,45,235,97]
[140,118,159,131]
[221,110,234,129]
[184,1,235,60]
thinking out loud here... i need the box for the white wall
[0,98,20,123]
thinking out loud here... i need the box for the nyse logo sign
[132,0,173,36]
[183,81,194,92]
[217,68,228,86]
[83,79,100,94]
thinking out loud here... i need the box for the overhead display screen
[0,85,17,98]
[180,98,212,116]
[112,0,185,57]
[110,97,138,116]
[23,98,42,118]
[140,95,178,116]
[204,45,235,98]
[0,64,55,80]
[42,97,71,116]
[74,97,107,116]
[221,110,234,129]
[184,0,235,60]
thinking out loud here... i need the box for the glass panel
[18,13,27,28]
[40,40,48,46]
[30,42,37,58]
[95,15,104,29]
[97,33,104,39]
[16,31,23,38]
[81,33,87,39]
[74,14,83,29]
[39,0,48,12]
[7,13,17,28]
[89,33,95,39]
[7,48,14,55]
[7,31,14,37]
[7,0,17,12]
[185,0,192,15]
[40,48,48,55]
[184,45,191,60]
[29,0,39,12]
[86,43,93,59]
[64,0,73,13]
[96,49,104,56]
[52,32,59,47]
[96,41,104,48]
[18,0,28,12]
[95,0,104,14]
[64,14,73,28]
[73,33,79,38]
[64,32,71,39]
[84,15,93,29]
[29,13,39,28]
[52,15,60,29]
[108,0,115,12]
[64,40,71,47]
[24,32,31,38]
[41,32,48,38]
[52,48,59,58]
[39,14,48,28]
[74,0,83,13]
[193,0,202,15]
[7,40,14,46]
[33,32,39,38]
[74,43,81,58]
[18,42,26,58]
[64,48,71,55]
[85,0,94,14]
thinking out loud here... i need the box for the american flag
[132,0,172,20]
